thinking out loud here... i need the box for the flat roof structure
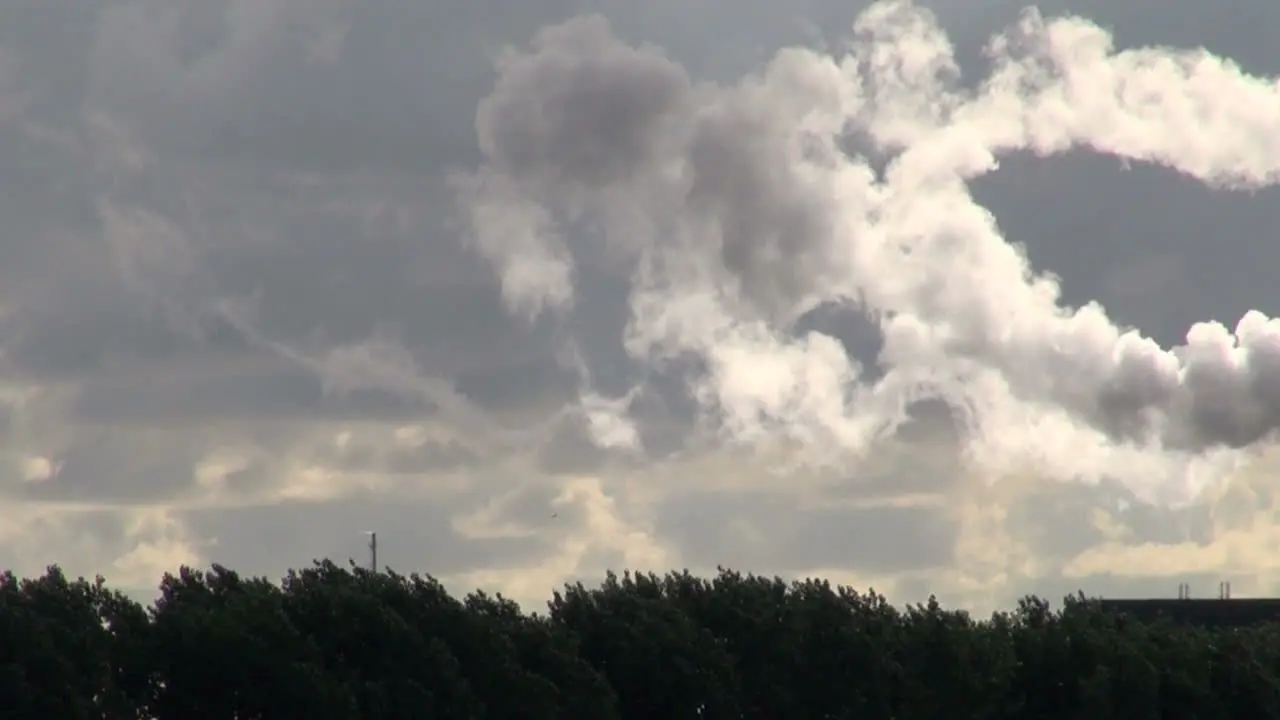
[1098,598,1280,628]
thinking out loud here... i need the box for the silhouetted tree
[6,561,1280,719]
[0,567,118,719]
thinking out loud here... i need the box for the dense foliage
[3,562,1280,719]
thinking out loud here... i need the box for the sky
[3,0,1280,615]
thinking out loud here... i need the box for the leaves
[3,563,1280,719]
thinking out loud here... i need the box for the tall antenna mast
[365,530,378,573]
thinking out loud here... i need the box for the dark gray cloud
[0,0,1277,614]
[182,497,555,580]
[972,148,1280,349]
[657,491,955,574]
[14,428,203,504]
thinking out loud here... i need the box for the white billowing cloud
[7,0,1280,616]
[1,503,206,589]
[449,474,672,603]
[579,391,641,451]
[458,0,1280,511]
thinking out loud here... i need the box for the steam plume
[456,1,1280,505]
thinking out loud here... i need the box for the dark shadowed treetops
[2,561,1279,719]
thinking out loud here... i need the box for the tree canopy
[2,561,1278,719]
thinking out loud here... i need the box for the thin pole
[369,531,378,573]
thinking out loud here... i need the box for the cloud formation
[460,0,1280,498]
[4,0,1280,614]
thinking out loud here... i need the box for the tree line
[3,561,1280,719]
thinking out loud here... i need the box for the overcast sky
[3,0,1280,614]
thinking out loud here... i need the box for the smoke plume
[456,0,1280,506]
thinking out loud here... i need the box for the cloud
[452,0,1280,605]
[458,0,1280,481]
[3,0,1280,616]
